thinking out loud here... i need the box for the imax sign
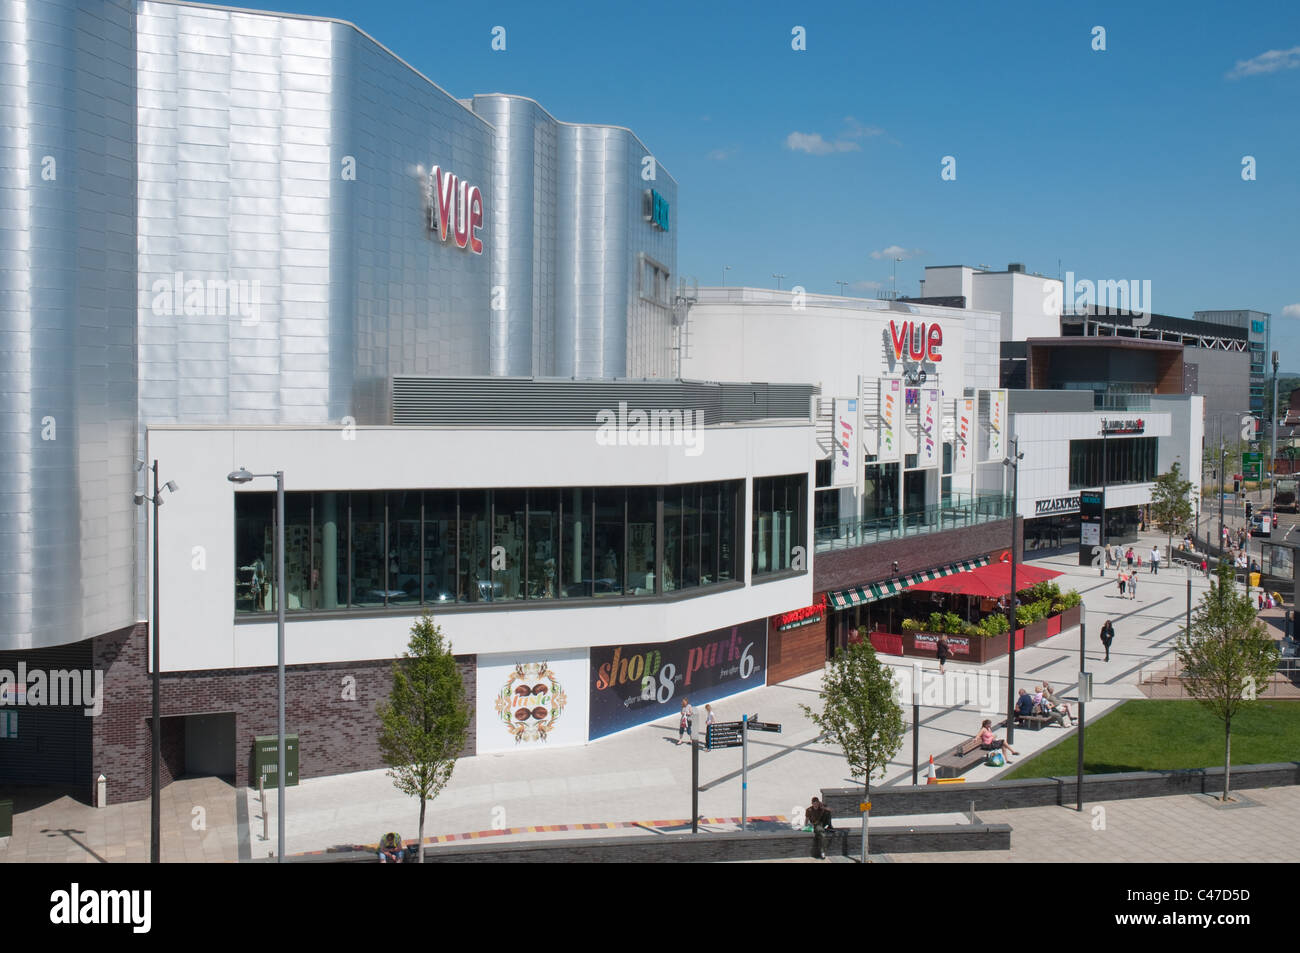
[643,189,670,231]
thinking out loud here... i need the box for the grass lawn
[1003,699,1300,779]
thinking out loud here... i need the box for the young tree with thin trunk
[1174,562,1279,801]
[377,613,471,862]
[800,637,905,858]
[1149,462,1194,560]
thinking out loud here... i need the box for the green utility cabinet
[253,734,299,787]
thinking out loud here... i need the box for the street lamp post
[1099,428,1108,576]
[1271,351,1280,523]
[228,467,286,863]
[134,461,177,864]
[1219,439,1227,557]
[1076,604,1087,812]
[1003,437,1024,743]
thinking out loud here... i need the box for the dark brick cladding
[813,518,1023,595]
[91,623,476,805]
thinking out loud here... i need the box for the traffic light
[1245,501,1253,519]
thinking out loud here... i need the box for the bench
[1012,712,1051,731]
[932,720,1007,779]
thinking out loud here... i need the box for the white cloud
[841,116,886,139]
[706,147,737,161]
[1226,46,1300,79]
[785,132,860,155]
[870,245,925,261]
[1282,303,1300,319]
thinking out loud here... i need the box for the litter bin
[253,734,299,787]
[0,799,11,838]
[1249,572,1261,589]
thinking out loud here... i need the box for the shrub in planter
[901,618,922,633]
[1061,590,1082,609]
[1050,602,1066,616]
[942,612,964,634]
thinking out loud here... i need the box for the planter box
[1024,618,1049,645]
[1046,615,1061,637]
[1060,605,1081,630]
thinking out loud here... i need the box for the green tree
[377,613,471,862]
[1148,462,1194,559]
[800,636,905,857]
[1174,562,1280,801]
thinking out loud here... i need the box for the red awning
[906,561,1063,597]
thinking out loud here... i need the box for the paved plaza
[0,532,1292,863]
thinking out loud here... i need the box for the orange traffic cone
[926,755,935,783]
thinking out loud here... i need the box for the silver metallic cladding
[472,94,677,380]
[0,0,139,650]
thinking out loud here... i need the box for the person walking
[1117,570,1126,598]
[1150,546,1159,574]
[1100,619,1115,662]
[936,633,952,674]
[704,703,716,741]
[1128,570,1138,600]
[677,698,693,745]
[1126,546,1135,570]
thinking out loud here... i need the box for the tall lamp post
[1099,426,1108,576]
[228,467,286,863]
[134,461,178,864]
[1218,438,1227,557]
[1003,436,1024,743]
[1271,351,1280,522]
[1076,603,1087,812]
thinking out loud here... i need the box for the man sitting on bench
[378,831,404,863]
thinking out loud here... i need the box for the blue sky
[236,0,1300,371]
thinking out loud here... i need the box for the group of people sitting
[1014,682,1075,727]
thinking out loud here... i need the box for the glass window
[752,474,807,577]
[283,494,313,612]
[662,484,682,592]
[349,492,386,607]
[459,490,492,603]
[717,481,737,582]
[422,491,457,606]
[314,492,347,610]
[626,486,657,596]
[235,492,274,614]
[527,489,559,600]
[682,483,701,589]
[389,491,421,606]
[561,488,591,599]
[700,484,719,586]
[593,488,625,597]
[493,489,526,602]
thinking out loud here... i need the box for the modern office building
[1192,310,1272,416]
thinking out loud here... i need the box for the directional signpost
[705,714,781,831]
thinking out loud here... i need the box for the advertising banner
[588,619,767,739]
[877,377,901,462]
[986,389,1007,462]
[919,387,940,467]
[956,397,974,473]
[832,398,859,487]
[476,649,590,753]
[1078,489,1104,566]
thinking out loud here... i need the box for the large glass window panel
[313,492,347,610]
[460,490,492,603]
[526,489,559,600]
[751,479,769,576]
[681,483,701,590]
[718,482,737,582]
[389,491,421,606]
[626,486,657,596]
[283,494,313,612]
[492,489,526,602]
[662,484,681,592]
[561,488,592,598]
[422,491,457,606]
[349,492,386,607]
[753,475,807,577]
[593,488,625,597]
[700,484,719,586]
[235,492,274,614]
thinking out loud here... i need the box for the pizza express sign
[1100,417,1145,435]
[1035,495,1080,516]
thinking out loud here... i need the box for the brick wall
[813,518,1021,594]
[91,623,477,805]
[767,616,826,684]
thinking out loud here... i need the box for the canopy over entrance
[906,561,1063,598]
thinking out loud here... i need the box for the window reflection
[493,490,526,602]
[422,491,457,605]
[527,489,559,600]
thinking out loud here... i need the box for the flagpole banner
[919,387,940,467]
[987,388,1007,461]
[832,398,859,487]
[956,397,974,473]
[878,377,901,462]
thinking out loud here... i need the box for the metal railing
[814,493,1012,553]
